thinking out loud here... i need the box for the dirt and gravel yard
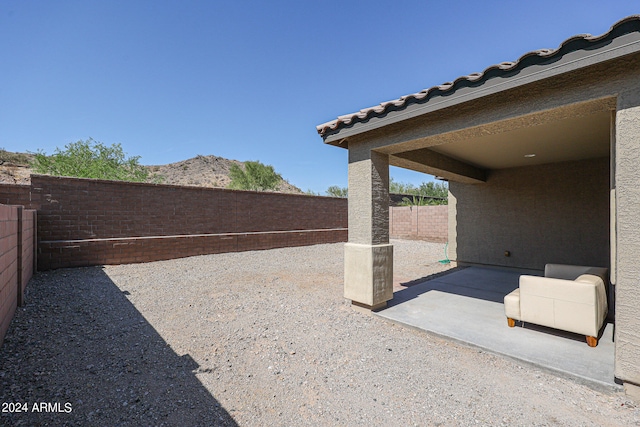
[1,240,639,426]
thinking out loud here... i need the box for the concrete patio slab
[377,266,618,391]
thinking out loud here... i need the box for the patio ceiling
[386,106,611,183]
[379,97,614,184]
[425,110,610,170]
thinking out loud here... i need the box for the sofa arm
[504,289,521,321]
[519,275,607,337]
[575,274,608,323]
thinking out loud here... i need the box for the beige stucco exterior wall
[449,157,610,271]
[614,88,640,387]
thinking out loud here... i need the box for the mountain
[0,150,303,194]
[146,155,303,193]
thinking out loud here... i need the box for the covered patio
[317,16,640,399]
[377,266,616,389]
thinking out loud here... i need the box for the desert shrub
[31,139,148,182]
[227,161,282,191]
[326,186,348,198]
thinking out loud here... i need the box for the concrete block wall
[0,204,18,346]
[390,205,448,242]
[30,175,347,240]
[0,205,35,347]
[1,175,347,270]
[19,208,36,305]
[38,229,347,270]
[0,184,33,208]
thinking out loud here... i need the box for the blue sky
[1,1,638,193]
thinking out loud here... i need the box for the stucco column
[614,90,640,398]
[344,143,393,310]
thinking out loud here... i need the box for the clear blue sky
[1,1,638,193]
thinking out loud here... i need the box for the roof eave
[319,16,640,146]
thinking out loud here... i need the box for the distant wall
[449,157,610,271]
[389,205,448,242]
[22,175,347,269]
[0,184,32,208]
[0,204,36,347]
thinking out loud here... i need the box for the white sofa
[504,264,608,347]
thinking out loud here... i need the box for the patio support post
[344,143,393,310]
[614,90,640,399]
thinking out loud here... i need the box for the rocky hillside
[146,155,303,193]
[0,150,303,194]
[0,151,34,185]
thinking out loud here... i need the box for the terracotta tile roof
[317,15,640,137]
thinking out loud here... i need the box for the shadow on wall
[0,267,238,426]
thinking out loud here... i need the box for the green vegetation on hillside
[0,149,32,166]
[326,185,348,198]
[31,139,149,182]
[227,161,282,191]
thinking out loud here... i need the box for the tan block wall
[389,205,448,242]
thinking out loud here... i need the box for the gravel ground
[1,239,639,426]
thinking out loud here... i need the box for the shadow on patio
[0,267,237,426]
[377,266,618,391]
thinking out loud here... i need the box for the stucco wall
[614,90,640,387]
[449,157,610,271]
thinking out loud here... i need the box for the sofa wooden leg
[507,318,516,328]
[586,336,598,347]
